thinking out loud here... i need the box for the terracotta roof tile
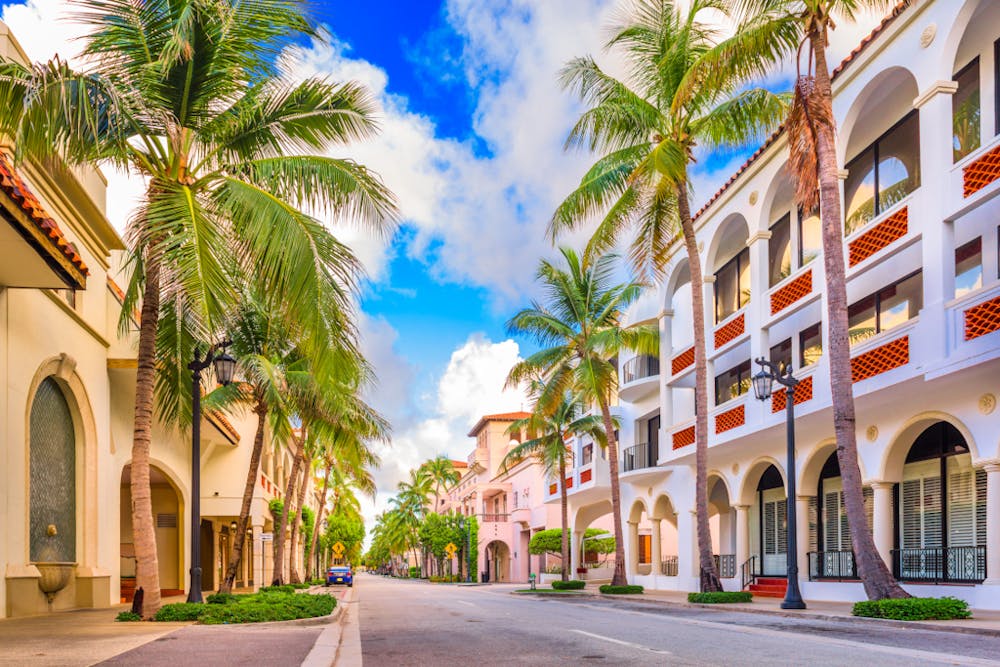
[467,411,533,437]
[692,1,912,224]
[206,409,240,444]
[0,153,89,282]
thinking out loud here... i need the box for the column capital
[796,494,815,502]
[980,461,1000,474]
[868,480,895,490]
[745,231,772,247]
[702,275,716,284]
[658,309,675,319]
[913,80,959,109]
[733,504,750,511]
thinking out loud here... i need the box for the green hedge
[115,611,142,622]
[154,603,205,622]
[429,575,460,583]
[199,592,335,625]
[206,592,238,605]
[259,584,296,594]
[852,597,971,621]
[599,584,643,595]
[687,591,753,604]
[290,582,310,590]
[551,580,586,590]
[409,566,421,578]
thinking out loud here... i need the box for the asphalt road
[357,574,1000,666]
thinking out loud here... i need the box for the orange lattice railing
[964,144,1000,198]
[549,483,557,495]
[848,207,908,267]
[715,405,745,434]
[580,468,592,484]
[565,476,573,489]
[714,313,745,349]
[964,295,1000,341]
[672,425,695,450]
[671,346,695,375]
[850,336,909,383]
[770,270,813,316]
[771,376,814,413]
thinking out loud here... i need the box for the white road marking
[571,602,1000,667]
[455,600,476,607]
[570,629,672,655]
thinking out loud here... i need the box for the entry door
[761,488,787,575]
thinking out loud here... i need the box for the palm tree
[307,457,376,579]
[0,1,398,614]
[421,456,461,515]
[506,248,657,586]
[552,0,786,593]
[501,390,608,581]
[721,0,907,600]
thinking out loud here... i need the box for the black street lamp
[186,341,236,604]
[752,357,806,610]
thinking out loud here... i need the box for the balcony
[544,459,608,505]
[479,513,509,523]
[622,442,655,472]
[620,355,660,401]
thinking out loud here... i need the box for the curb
[596,595,1000,639]
[302,584,355,667]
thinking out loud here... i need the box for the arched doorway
[750,464,787,576]
[120,465,184,601]
[484,540,510,583]
[708,476,736,578]
[810,452,874,579]
[894,422,986,582]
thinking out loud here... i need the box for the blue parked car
[326,566,353,587]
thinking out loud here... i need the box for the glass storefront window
[844,112,921,233]
[955,237,983,299]
[953,58,981,162]
[714,359,751,406]
[770,338,792,372]
[715,248,750,323]
[769,214,791,287]
[799,322,823,367]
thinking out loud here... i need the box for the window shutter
[807,496,818,553]
[922,476,942,548]
[824,491,840,551]
[901,479,921,549]
[764,501,776,555]
[777,499,788,554]
[975,468,987,547]
[947,460,975,548]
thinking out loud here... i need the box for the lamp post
[186,341,236,603]
[751,357,806,610]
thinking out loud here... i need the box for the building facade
[0,22,318,619]
[554,0,1000,608]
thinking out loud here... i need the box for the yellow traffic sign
[332,541,345,556]
[445,542,458,558]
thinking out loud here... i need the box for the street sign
[332,541,345,556]
[445,542,458,558]
[261,532,273,542]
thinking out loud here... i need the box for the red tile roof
[451,459,469,468]
[206,409,240,444]
[467,411,532,437]
[692,1,912,223]
[0,153,89,286]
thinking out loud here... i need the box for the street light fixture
[186,341,235,604]
[751,357,806,610]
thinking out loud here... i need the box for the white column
[659,309,673,457]
[651,518,663,573]
[679,509,699,580]
[870,482,895,569]
[570,530,582,577]
[628,521,639,578]
[734,505,750,570]
[983,464,1000,585]
[796,495,812,577]
[252,524,266,591]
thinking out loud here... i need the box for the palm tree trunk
[677,185,723,593]
[289,461,310,583]
[220,399,268,593]
[306,461,332,581]
[597,398,628,586]
[273,432,305,584]
[559,456,570,582]
[131,253,163,617]
[809,34,908,600]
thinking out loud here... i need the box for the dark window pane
[800,323,823,367]
[738,248,751,308]
[845,147,876,233]
[715,256,739,322]
[848,294,877,344]
[877,113,920,212]
[955,237,983,298]
[714,360,751,405]
[770,338,792,372]
[769,215,791,287]
[954,59,981,161]
[798,211,821,266]
[878,272,922,331]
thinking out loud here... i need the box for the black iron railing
[623,355,660,384]
[740,555,757,590]
[892,546,986,583]
[714,554,736,579]
[660,556,678,576]
[808,550,858,581]
[623,443,655,472]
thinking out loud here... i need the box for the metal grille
[157,513,177,528]
[847,207,908,267]
[672,425,695,450]
[963,295,1000,341]
[963,143,1000,197]
[850,336,909,383]
[671,347,695,375]
[714,313,745,349]
[29,377,76,562]
[770,270,813,315]
[771,376,813,413]
[714,404,745,434]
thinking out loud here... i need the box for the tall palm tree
[552,0,786,593]
[507,248,657,586]
[501,391,608,582]
[421,456,461,515]
[307,456,376,579]
[721,0,907,600]
[0,0,397,614]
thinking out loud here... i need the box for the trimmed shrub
[290,582,310,590]
[206,592,238,605]
[154,603,204,622]
[259,584,295,594]
[852,597,971,621]
[688,591,753,604]
[428,575,460,583]
[599,584,643,595]
[551,580,586,591]
[310,578,325,586]
[115,611,142,622]
[199,592,336,625]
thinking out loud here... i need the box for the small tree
[529,528,615,571]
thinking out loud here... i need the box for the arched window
[30,377,76,562]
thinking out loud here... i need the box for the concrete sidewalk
[583,586,1000,636]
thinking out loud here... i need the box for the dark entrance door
[201,520,215,591]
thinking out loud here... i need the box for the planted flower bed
[852,597,971,621]
[687,591,752,604]
[150,590,336,624]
